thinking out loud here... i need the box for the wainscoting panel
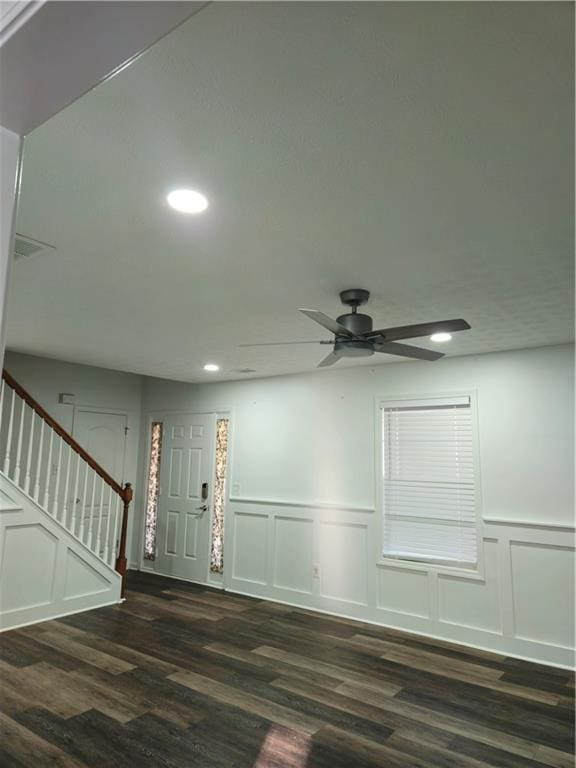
[63,549,111,600]
[232,511,268,586]
[0,522,57,612]
[319,520,369,606]
[438,539,501,633]
[225,498,575,667]
[0,473,121,631]
[510,540,575,649]
[273,516,313,594]
[377,564,430,618]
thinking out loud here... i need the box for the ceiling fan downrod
[337,289,373,337]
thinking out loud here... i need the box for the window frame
[375,390,484,579]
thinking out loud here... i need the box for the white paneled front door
[154,413,215,583]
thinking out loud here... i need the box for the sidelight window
[143,421,163,560]
[210,418,229,574]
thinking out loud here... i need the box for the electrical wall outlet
[312,564,320,579]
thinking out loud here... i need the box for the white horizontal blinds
[382,397,478,567]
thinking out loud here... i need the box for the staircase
[0,369,132,630]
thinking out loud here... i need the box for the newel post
[115,482,133,598]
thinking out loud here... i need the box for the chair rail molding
[228,495,374,514]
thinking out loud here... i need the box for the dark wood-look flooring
[0,571,574,768]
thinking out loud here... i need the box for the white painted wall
[143,345,574,522]
[139,344,575,666]
[0,124,21,367]
[3,351,143,565]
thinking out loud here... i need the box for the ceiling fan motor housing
[335,311,374,357]
[336,312,372,335]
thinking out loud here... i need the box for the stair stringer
[0,472,122,631]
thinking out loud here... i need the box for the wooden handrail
[116,483,133,598]
[2,368,132,594]
[2,369,128,501]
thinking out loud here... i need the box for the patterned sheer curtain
[210,418,229,573]
[143,422,163,560]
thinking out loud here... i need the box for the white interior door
[73,409,128,552]
[154,413,215,583]
[74,410,127,481]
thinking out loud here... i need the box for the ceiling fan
[240,289,471,367]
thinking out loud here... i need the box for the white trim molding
[229,496,374,514]
[483,517,575,531]
[0,1,44,46]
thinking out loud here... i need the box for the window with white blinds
[381,395,479,568]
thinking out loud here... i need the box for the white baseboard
[0,597,122,633]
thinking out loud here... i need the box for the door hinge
[124,426,129,435]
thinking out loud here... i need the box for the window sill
[377,557,485,581]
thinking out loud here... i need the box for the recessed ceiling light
[430,332,452,343]
[203,363,219,372]
[167,189,208,214]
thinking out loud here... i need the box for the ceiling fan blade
[374,341,444,361]
[317,351,341,367]
[238,340,330,347]
[299,309,359,338]
[369,318,470,342]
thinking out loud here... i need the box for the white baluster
[79,461,89,542]
[3,388,16,475]
[13,398,25,485]
[60,444,72,525]
[87,468,97,551]
[34,420,45,501]
[71,451,81,534]
[52,436,63,517]
[103,485,114,563]
[24,409,35,494]
[96,477,105,558]
[43,430,54,510]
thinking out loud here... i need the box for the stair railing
[0,369,132,596]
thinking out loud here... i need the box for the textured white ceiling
[0,1,205,134]
[9,2,574,382]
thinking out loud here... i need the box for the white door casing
[153,413,215,583]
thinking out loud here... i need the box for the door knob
[195,504,208,512]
